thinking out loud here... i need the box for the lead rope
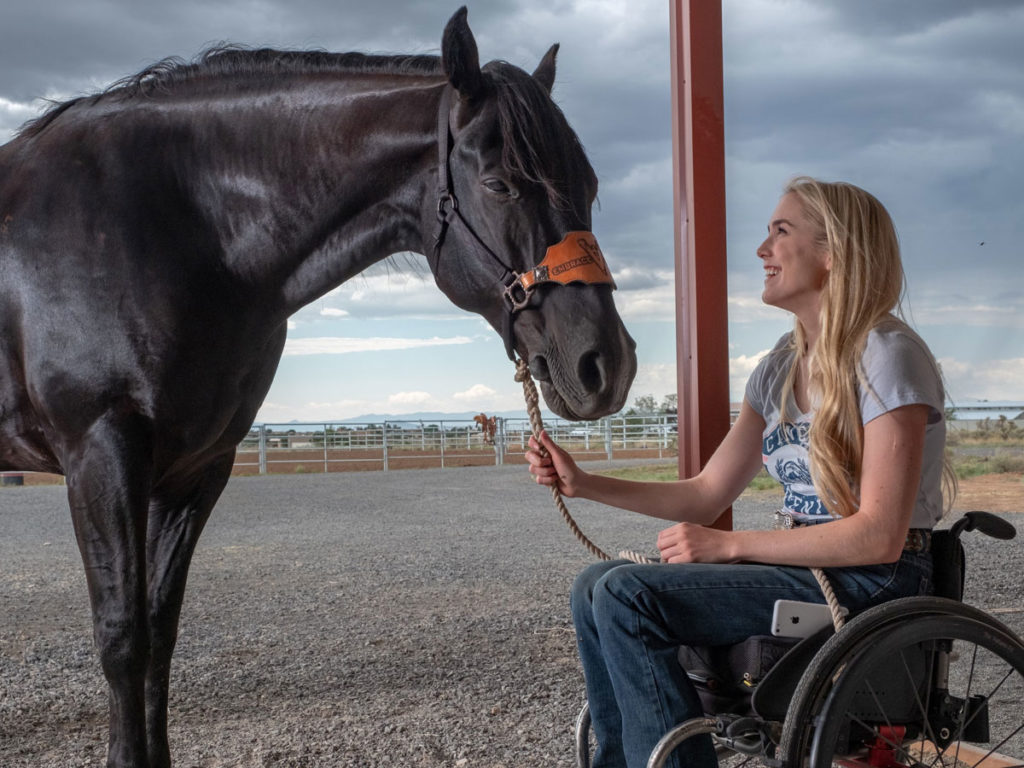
[515,358,846,631]
[515,358,655,564]
[811,566,846,631]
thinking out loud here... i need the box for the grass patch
[598,464,679,483]
[597,464,780,491]
[952,454,1024,480]
[598,450,1024,486]
[746,472,780,491]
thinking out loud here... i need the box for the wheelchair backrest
[929,529,966,602]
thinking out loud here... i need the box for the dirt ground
[7,465,1023,514]
[948,473,1024,513]
[2,464,1021,767]
[2,447,673,484]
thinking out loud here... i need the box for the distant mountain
[271,409,568,426]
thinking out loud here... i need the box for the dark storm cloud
[722,0,1023,307]
[822,0,1022,38]
[2,0,1021,338]
[0,1,493,102]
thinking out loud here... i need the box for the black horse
[0,8,635,768]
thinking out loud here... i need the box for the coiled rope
[514,357,845,631]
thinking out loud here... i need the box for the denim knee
[571,560,626,618]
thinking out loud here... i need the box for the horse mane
[485,61,594,214]
[18,45,443,138]
[18,45,596,214]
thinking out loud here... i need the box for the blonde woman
[525,177,948,768]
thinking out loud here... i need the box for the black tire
[779,597,1024,768]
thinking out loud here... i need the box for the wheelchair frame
[574,511,1024,768]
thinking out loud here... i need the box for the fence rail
[6,415,1020,485]
[233,415,679,475]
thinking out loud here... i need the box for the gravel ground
[2,464,1022,768]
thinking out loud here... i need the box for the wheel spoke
[780,607,1024,768]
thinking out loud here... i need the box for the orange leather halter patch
[505,231,615,310]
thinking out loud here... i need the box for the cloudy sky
[2,1,1021,423]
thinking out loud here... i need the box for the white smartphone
[771,599,848,638]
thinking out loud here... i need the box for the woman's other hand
[657,522,737,563]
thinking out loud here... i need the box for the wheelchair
[574,511,1024,768]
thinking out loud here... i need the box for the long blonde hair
[779,177,906,518]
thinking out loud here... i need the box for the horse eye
[483,178,517,198]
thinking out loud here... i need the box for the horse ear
[442,6,483,99]
[532,44,559,93]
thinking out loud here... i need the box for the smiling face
[757,191,832,324]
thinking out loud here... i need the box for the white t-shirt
[745,317,946,528]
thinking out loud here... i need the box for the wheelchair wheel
[779,597,1024,768]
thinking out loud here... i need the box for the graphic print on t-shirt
[762,418,830,519]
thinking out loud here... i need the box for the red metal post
[670,0,731,528]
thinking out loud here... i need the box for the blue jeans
[570,552,933,768]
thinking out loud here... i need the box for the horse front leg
[66,411,155,768]
[144,452,235,768]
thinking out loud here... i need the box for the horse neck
[181,75,442,315]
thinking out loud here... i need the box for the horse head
[426,8,637,421]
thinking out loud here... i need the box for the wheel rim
[804,614,1024,768]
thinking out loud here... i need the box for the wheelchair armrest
[949,511,1017,542]
[932,511,1016,602]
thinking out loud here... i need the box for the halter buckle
[436,193,457,223]
[503,274,531,312]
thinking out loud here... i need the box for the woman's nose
[756,238,770,259]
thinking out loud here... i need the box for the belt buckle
[905,529,931,553]
[774,510,796,530]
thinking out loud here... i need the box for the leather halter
[432,85,615,361]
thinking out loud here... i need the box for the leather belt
[773,510,931,553]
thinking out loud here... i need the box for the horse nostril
[529,354,551,382]
[577,350,604,395]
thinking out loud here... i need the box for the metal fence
[234,415,679,475]
[5,413,1022,485]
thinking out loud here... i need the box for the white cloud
[616,272,676,321]
[627,349,774,408]
[0,96,40,140]
[728,293,790,324]
[388,391,434,407]
[453,384,498,401]
[730,349,771,401]
[627,363,677,405]
[940,356,1024,403]
[255,383,528,423]
[910,301,1024,329]
[606,159,672,195]
[282,335,473,356]
[255,398,370,424]
[294,268,467,322]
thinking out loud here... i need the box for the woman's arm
[525,399,767,526]
[657,403,931,566]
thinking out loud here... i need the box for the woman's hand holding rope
[525,430,585,497]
